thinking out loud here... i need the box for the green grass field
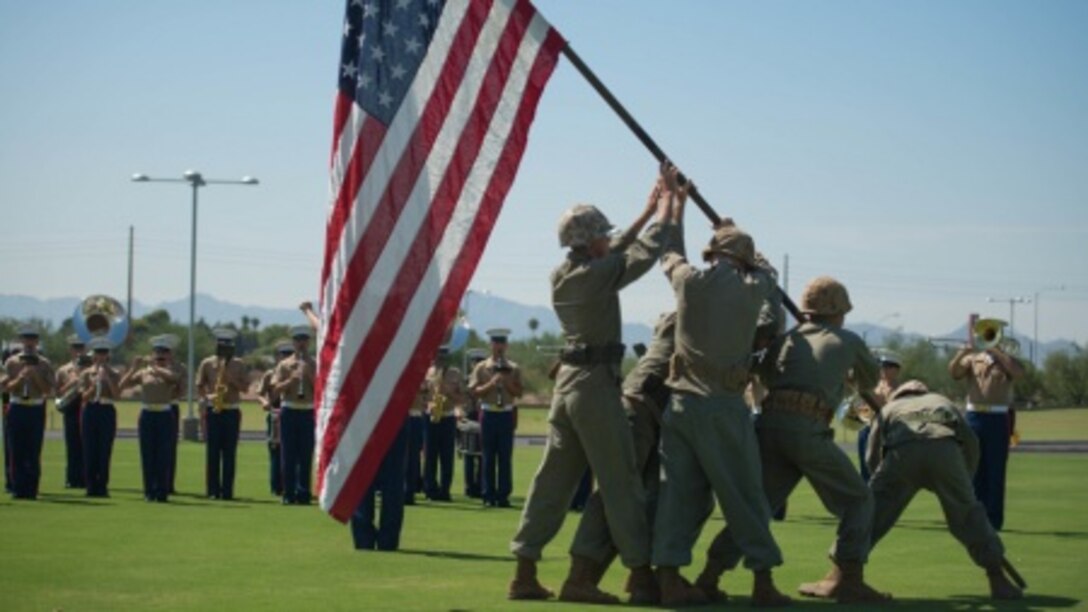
[3,417,1087,610]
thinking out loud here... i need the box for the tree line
[3,313,1086,407]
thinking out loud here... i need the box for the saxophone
[212,358,229,413]
[431,388,447,423]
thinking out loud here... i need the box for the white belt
[481,402,514,412]
[142,404,172,412]
[281,402,313,410]
[967,402,1009,414]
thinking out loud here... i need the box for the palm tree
[528,317,539,337]
[241,315,251,332]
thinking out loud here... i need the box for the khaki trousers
[570,392,662,564]
[510,365,651,567]
[653,392,782,570]
[870,439,1004,568]
[708,418,873,566]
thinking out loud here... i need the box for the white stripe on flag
[320,7,553,509]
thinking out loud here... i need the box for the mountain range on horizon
[0,292,1075,361]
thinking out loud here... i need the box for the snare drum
[456,420,482,457]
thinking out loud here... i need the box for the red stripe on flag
[318,0,530,494]
[328,92,353,166]
[326,15,564,521]
[316,0,494,457]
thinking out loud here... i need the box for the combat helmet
[702,221,755,267]
[557,204,613,248]
[800,276,853,316]
[889,380,929,401]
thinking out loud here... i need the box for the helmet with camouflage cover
[557,204,613,248]
[889,379,929,401]
[701,221,755,267]
[800,276,853,316]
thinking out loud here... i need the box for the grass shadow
[397,548,514,563]
[891,593,1081,610]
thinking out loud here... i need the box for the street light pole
[131,170,258,441]
[1032,285,1066,367]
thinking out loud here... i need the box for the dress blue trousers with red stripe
[61,400,85,488]
[351,421,408,550]
[480,410,514,505]
[205,408,240,499]
[279,408,314,503]
[82,402,116,496]
[7,403,45,499]
[424,416,456,500]
[966,411,1010,531]
[139,409,173,501]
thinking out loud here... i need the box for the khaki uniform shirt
[55,359,87,408]
[272,353,316,408]
[425,365,464,418]
[866,392,980,476]
[3,354,56,403]
[756,321,879,426]
[257,370,282,410]
[662,238,780,396]
[551,222,676,393]
[78,364,121,403]
[469,356,522,409]
[949,350,1020,405]
[196,356,248,406]
[622,311,676,401]
[130,364,183,405]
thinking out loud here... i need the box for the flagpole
[559,44,803,317]
[561,43,883,412]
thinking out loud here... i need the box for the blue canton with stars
[339,0,449,126]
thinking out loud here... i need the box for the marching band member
[258,340,293,496]
[120,335,183,502]
[460,348,487,500]
[54,334,89,489]
[272,326,316,505]
[196,329,247,500]
[2,325,55,500]
[949,329,1024,531]
[80,337,120,498]
[469,328,522,508]
[423,346,464,502]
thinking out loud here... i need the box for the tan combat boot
[987,566,1023,600]
[751,570,793,607]
[833,561,892,604]
[797,561,841,598]
[694,557,729,603]
[558,555,621,604]
[656,566,709,607]
[508,555,554,600]
[625,565,660,605]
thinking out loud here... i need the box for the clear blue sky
[1,1,1085,348]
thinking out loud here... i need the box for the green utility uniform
[652,239,784,570]
[510,221,675,569]
[570,311,676,564]
[707,321,879,567]
[866,391,1005,568]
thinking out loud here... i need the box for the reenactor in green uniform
[698,276,890,604]
[866,380,1023,600]
[567,310,676,605]
[653,207,791,607]
[508,163,679,603]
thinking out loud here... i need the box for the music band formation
[2,162,1026,607]
[505,162,1025,607]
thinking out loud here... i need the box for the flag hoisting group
[316,0,1026,606]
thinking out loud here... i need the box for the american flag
[317,0,564,521]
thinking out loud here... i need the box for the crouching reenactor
[866,380,1023,600]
